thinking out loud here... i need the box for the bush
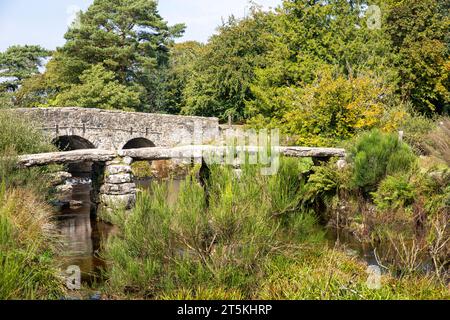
[102,158,324,299]
[131,161,153,179]
[0,110,54,155]
[0,110,57,192]
[0,110,64,299]
[399,111,437,155]
[259,247,449,300]
[372,175,416,211]
[350,130,416,193]
[102,156,449,299]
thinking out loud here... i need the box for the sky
[0,0,282,52]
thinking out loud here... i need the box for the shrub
[0,110,64,299]
[103,158,324,299]
[372,175,416,211]
[259,246,449,300]
[131,161,153,179]
[0,110,54,155]
[350,130,416,193]
[0,110,57,192]
[399,111,437,155]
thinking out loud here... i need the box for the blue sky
[0,0,281,52]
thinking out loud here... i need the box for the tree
[254,68,394,146]
[181,7,275,121]
[22,0,185,111]
[47,64,140,110]
[246,0,397,144]
[162,41,203,114]
[385,0,449,114]
[0,45,50,107]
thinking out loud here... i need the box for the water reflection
[136,178,182,206]
[55,182,113,285]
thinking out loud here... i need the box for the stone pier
[91,157,137,215]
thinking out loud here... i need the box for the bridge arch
[52,135,96,177]
[52,135,96,151]
[122,138,155,150]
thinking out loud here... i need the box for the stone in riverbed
[336,159,347,170]
[69,200,83,209]
[56,184,73,193]
[49,171,72,186]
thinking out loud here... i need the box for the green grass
[0,110,65,300]
[102,157,449,300]
[0,187,65,299]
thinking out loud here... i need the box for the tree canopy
[0,45,50,108]
[1,0,448,146]
[17,0,184,111]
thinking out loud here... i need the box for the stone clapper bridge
[13,107,346,215]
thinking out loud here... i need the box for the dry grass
[424,118,450,165]
[0,186,65,299]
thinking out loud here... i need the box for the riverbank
[99,155,449,300]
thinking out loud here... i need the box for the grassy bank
[102,153,449,299]
[0,110,65,299]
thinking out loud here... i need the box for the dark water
[135,178,182,205]
[54,180,114,285]
[326,229,379,267]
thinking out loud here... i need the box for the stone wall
[14,107,220,150]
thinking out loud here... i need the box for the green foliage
[303,164,340,209]
[103,158,325,298]
[181,7,274,121]
[0,45,50,93]
[423,118,450,165]
[162,42,203,114]
[0,110,54,155]
[373,175,416,210]
[392,107,438,154]
[0,185,64,299]
[0,111,64,299]
[350,130,417,192]
[19,0,185,111]
[246,0,396,134]
[48,64,140,110]
[0,110,56,193]
[250,68,393,146]
[385,0,449,114]
[131,161,153,179]
[103,157,448,299]
[259,247,449,300]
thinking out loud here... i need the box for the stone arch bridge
[14,107,220,151]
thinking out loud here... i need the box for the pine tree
[24,0,185,111]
